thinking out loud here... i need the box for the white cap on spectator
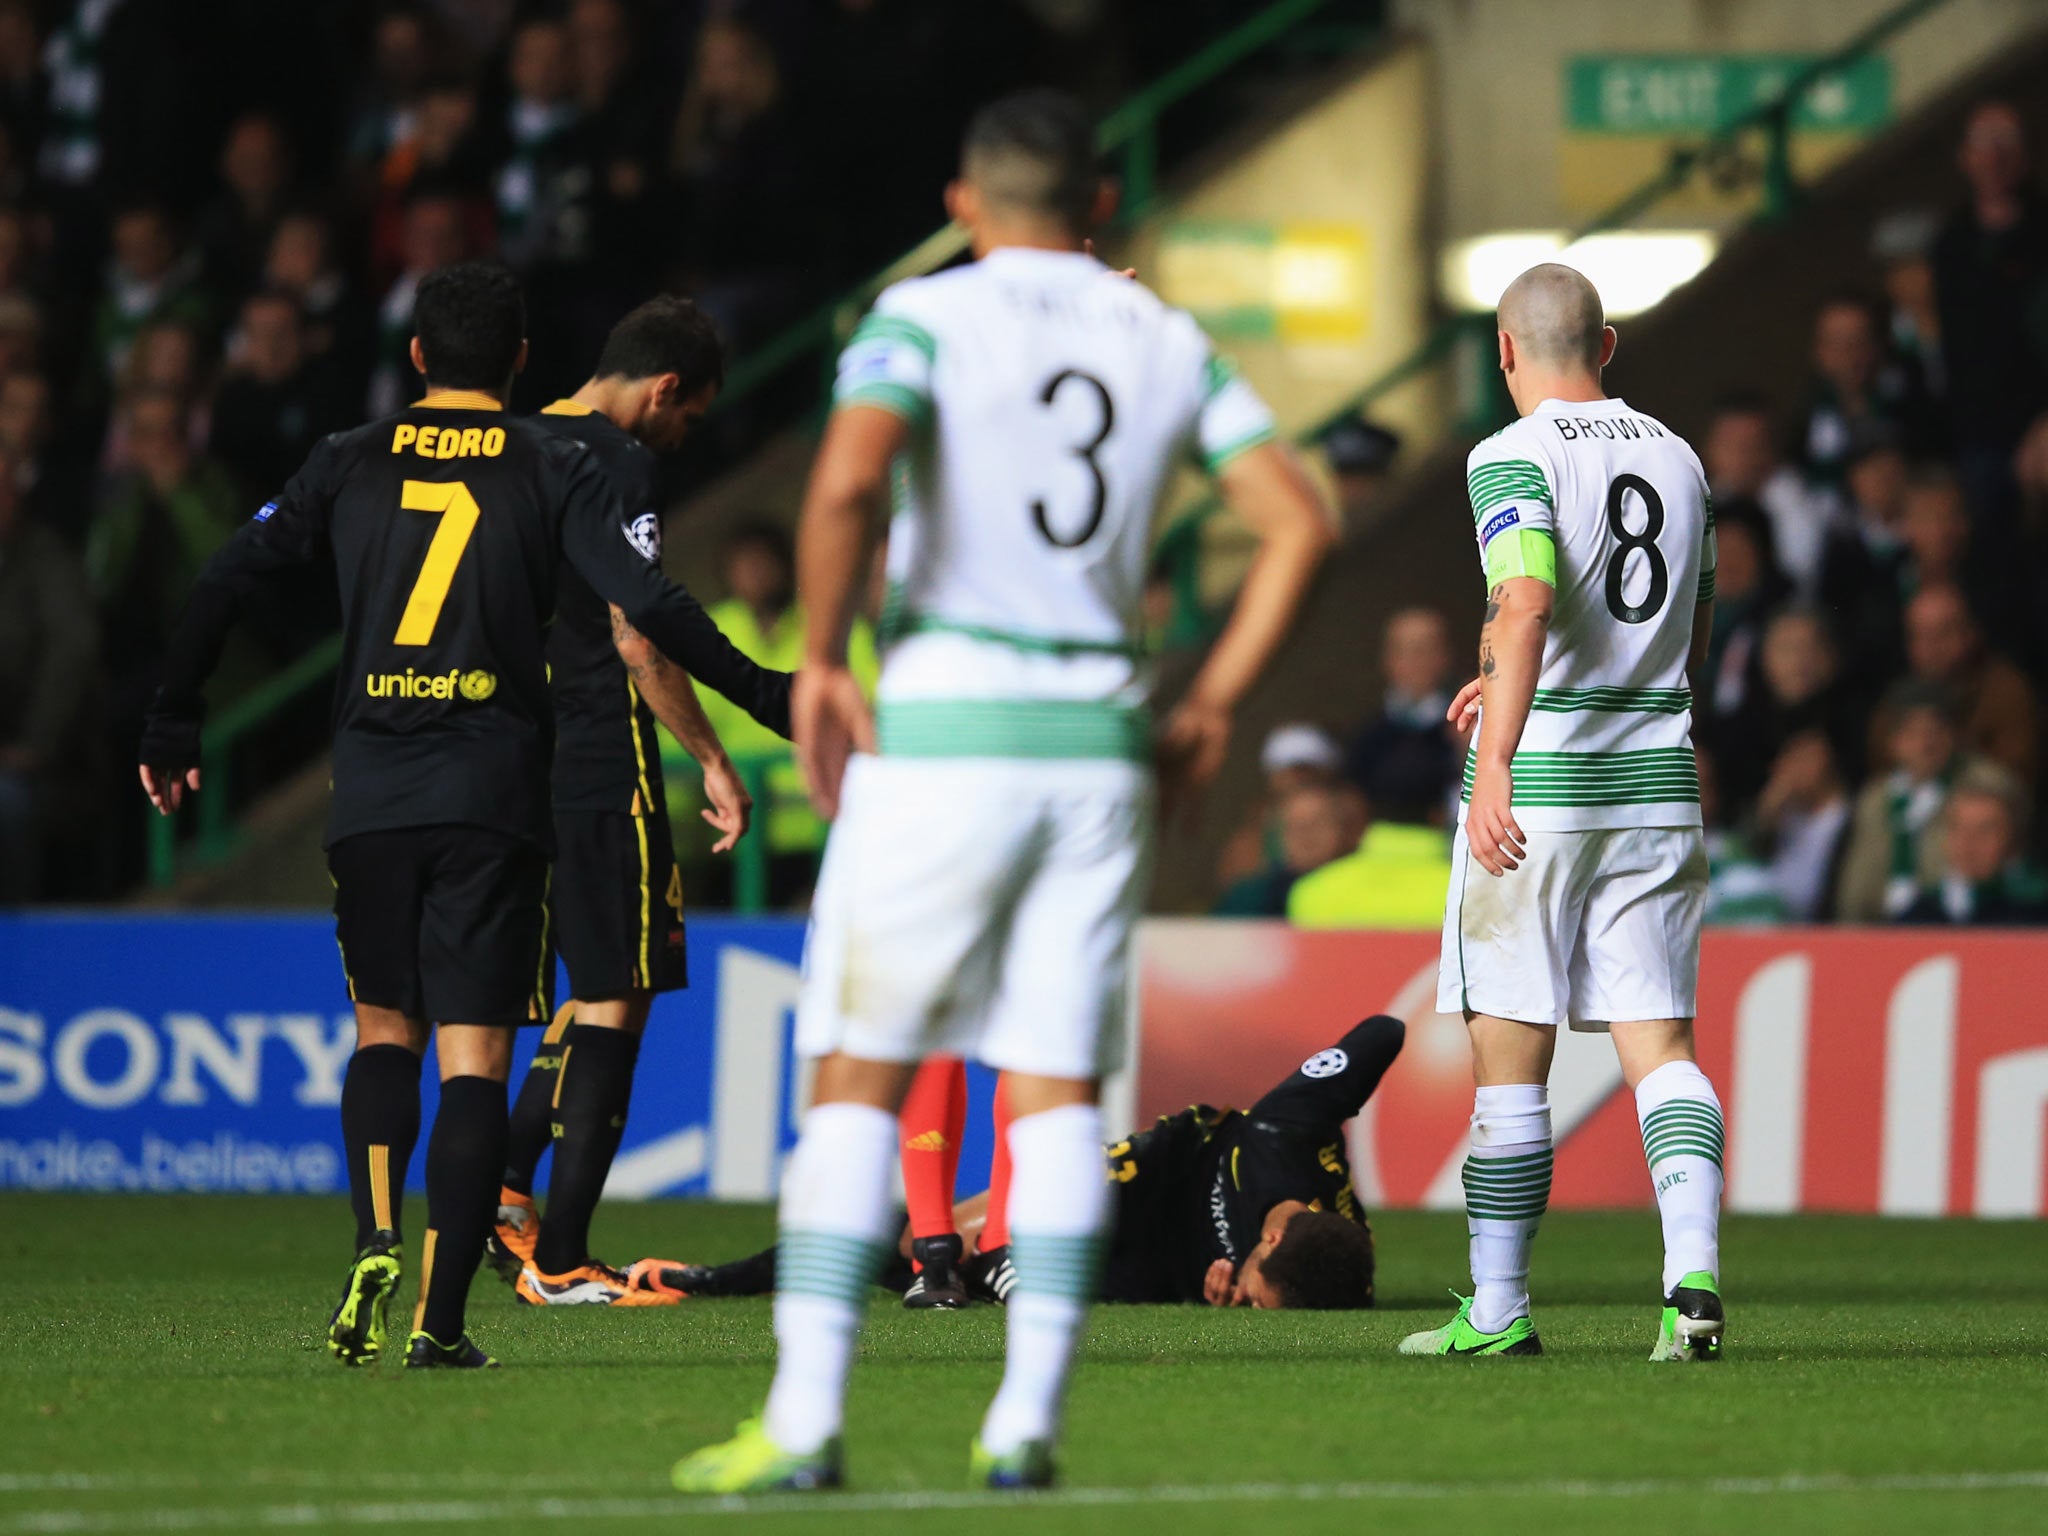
[1260,723,1341,776]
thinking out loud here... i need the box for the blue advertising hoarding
[0,914,1005,1199]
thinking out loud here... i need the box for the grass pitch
[3,1196,2045,1536]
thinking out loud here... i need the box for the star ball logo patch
[624,511,662,562]
[1299,1048,1349,1079]
[1480,507,1521,545]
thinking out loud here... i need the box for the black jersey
[148,392,768,851]
[532,400,788,814]
[1100,1016,1403,1304]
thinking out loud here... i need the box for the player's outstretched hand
[1157,696,1232,828]
[138,763,202,816]
[792,665,876,821]
[698,752,753,855]
[1465,759,1525,876]
[1446,676,1483,732]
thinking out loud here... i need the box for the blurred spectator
[1837,682,2021,921]
[1747,729,1852,922]
[671,12,810,351]
[1710,608,1858,811]
[89,201,211,402]
[1932,101,2048,541]
[264,213,374,408]
[1,370,86,544]
[0,202,33,302]
[0,446,100,903]
[1321,417,1401,527]
[365,75,491,287]
[1286,805,1453,930]
[1902,767,2048,924]
[85,387,241,724]
[1704,391,1832,597]
[368,192,470,418]
[1700,746,1786,925]
[0,289,38,378]
[1870,583,2039,787]
[1213,781,1362,918]
[1873,209,1947,420]
[571,0,665,286]
[1216,723,1345,888]
[347,3,436,172]
[209,290,351,502]
[1700,499,1786,727]
[1798,294,1917,494]
[1343,606,1457,819]
[195,113,296,298]
[0,2,39,157]
[102,318,210,465]
[1815,431,1909,678]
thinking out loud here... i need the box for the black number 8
[1032,368,1115,548]
[1604,473,1668,625]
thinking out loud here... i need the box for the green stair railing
[141,0,1374,898]
[1150,0,1956,647]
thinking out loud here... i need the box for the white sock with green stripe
[763,1102,897,1456]
[1635,1060,1724,1294]
[1464,1084,1552,1334]
[979,1103,1108,1456]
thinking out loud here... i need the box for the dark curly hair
[413,261,525,393]
[1260,1211,1376,1310]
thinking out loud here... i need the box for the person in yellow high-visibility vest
[658,520,877,900]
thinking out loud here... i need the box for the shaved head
[961,89,1099,227]
[1499,263,1606,370]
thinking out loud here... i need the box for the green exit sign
[1566,54,1892,135]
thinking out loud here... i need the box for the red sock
[900,1056,967,1243]
[978,1074,1014,1254]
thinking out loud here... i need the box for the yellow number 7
[394,480,481,645]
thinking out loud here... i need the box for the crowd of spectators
[1213,98,2048,930]
[0,0,1275,903]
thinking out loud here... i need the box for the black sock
[340,1045,421,1251]
[418,1074,508,1343]
[502,1035,566,1197]
[533,1025,640,1274]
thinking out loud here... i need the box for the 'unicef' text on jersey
[831,247,1275,764]
[1463,397,1715,831]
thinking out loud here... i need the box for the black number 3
[1032,369,1115,548]
[1604,473,1669,624]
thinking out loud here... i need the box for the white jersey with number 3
[1464,396,1714,831]
[832,246,1274,762]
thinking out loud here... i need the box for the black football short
[548,809,688,1005]
[328,825,551,1028]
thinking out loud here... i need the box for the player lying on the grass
[663,1016,1402,1311]
[139,263,792,1371]
[485,297,793,1309]
[1406,262,1725,1364]
[671,90,1333,1495]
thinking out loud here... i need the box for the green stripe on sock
[1641,1101,1725,1171]
[1464,1150,1552,1222]
[1011,1233,1104,1304]
[779,1231,891,1303]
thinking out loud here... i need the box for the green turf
[3,1196,2045,1535]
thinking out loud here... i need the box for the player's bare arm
[791,403,899,818]
[1161,440,1334,816]
[1469,575,1552,876]
[608,602,751,853]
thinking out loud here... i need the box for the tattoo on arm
[1479,584,1503,678]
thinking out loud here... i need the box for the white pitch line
[2,1469,2045,1532]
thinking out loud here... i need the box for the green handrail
[1149,0,1955,640]
[141,0,1367,889]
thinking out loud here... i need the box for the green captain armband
[1483,527,1557,587]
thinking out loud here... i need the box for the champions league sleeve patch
[1299,1048,1349,1079]
[624,510,663,562]
[1479,506,1521,546]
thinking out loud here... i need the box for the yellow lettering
[392,424,417,454]
[436,429,462,460]
[458,427,483,457]
[416,426,439,456]
[481,427,505,456]
[431,674,453,699]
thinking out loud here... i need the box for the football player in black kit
[668,1015,1404,1310]
[138,264,790,1368]
[486,298,780,1306]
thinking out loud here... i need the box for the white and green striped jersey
[1463,397,1714,830]
[831,246,1276,763]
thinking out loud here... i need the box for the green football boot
[325,1231,402,1366]
[971,1437,1055,1490]
[1650,1271,1724,1362]
[671,1419,844,1493]
[1398,1293,1543,1356]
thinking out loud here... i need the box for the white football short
[796,754,1153,1079]
[1436,823,1707,1029]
